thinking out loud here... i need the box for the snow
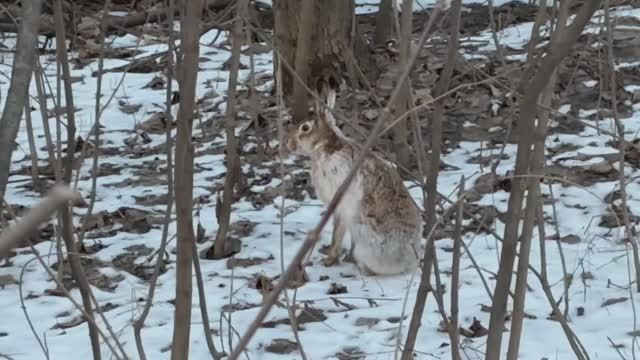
[1,3,640,360]
[257,0,534,15]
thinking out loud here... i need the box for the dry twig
[401,0,461,357]
[484,2,603,358]
[133,1,176,358]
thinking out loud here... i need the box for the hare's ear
[325,87,336,110]
[322,91,338,128]
[316,77,338,128]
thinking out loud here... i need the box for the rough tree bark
[290,0,316,123]
[170,0,204,358]
[274,0,356,121]
[375,0,395,46]
[0,0,43,203]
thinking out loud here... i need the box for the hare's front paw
[321,255,339,267]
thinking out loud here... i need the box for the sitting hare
[285,85,423,275]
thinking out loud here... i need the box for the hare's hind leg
[322,215,347,267]
[343,240,356,263]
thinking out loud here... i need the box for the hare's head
[285,85,340,156]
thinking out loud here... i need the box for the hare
[285,86,423,276]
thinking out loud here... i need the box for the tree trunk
[0,0,43,202]
[392,0,413,170]
[274,0,354,111]
[375,0,395,46]
[290,0,316,123]
[211,0,246,259]
[170,0,204,358]
[53,0,103,357]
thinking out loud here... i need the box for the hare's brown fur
[285,91,423,276]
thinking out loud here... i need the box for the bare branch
[484,1,603,357]
[133,0,177,359]
[402,0,462,356]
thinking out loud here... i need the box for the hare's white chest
[310,152,362,224]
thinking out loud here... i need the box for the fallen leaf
[265,339,298,354]
[327,282,347,295]
[602,297,628,307]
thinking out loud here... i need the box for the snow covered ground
[2,2,640,360]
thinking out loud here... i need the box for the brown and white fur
[285,88,423,276]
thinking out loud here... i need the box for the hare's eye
[300,123,311,133]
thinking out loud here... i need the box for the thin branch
[275,33,309,360]
[484,1,603,357]
[212,0,246,258]
[402,0,461,357]
[133,1,176,359]
[0,191,123,360]
[192,239,224,359]
[450,176,464,360]
[19,256,50,359]
[604,2,640,357]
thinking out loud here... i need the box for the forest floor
[3,0,640,359]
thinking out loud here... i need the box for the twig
[75,0,105,243]
[192,240,224,359]
[33,60,56,171]
[52,1,106,357]
[275,34,309,360]
[459,229,494,301]
[484,1,603,357]
[29,245,124,360]
[604,3,640,358]
[450,176,464,360]
[608,337,627,360]
[212,0,245,257]
[2,189,123,360]
[19,256,50,359]
[23,99,40,188]
[401,0,461,357]
[507,8,566,353]
[547,183,571,320]
[133,1,176,358]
